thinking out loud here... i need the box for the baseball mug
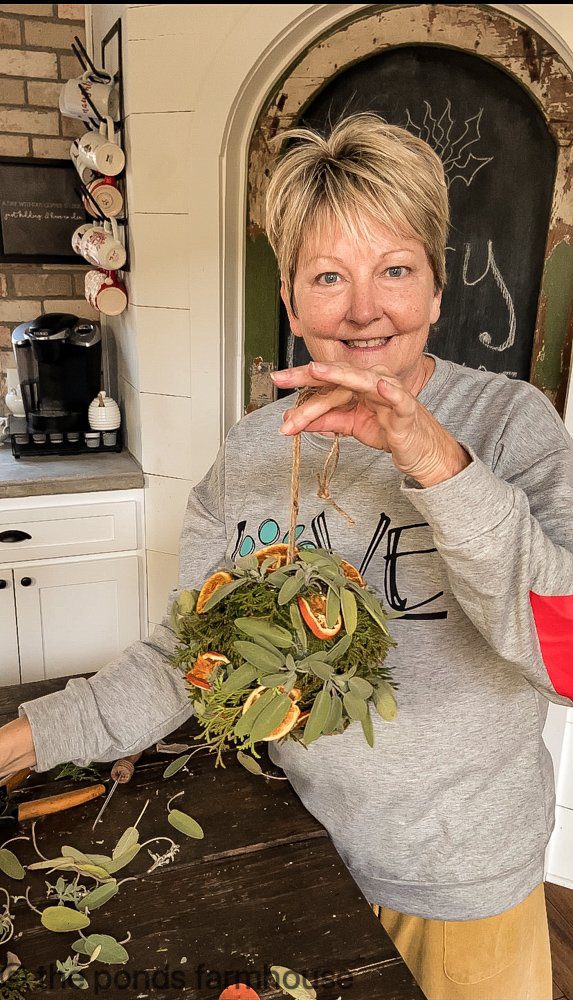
[85,269,128,316]
[77,118,125,176]
[59,71,118,122]
[80,218,126,270]
[83,176,124,219]
[71,221,97,255]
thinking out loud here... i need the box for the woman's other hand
[0,715,36,784]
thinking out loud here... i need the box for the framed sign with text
[0,156,85,263]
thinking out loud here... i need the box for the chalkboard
[280,46,557,382]
[0,157,85,262]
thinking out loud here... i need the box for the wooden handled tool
[0,783,106,826]
[92,751,144,830]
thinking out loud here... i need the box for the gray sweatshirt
[20,354,573,920]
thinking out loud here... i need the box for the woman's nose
[346,280,383,327]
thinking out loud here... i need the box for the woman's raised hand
[272,360,470,488]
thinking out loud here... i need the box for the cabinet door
[15,556,141,683]
[0,570,20,685]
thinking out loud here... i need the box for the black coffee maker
[12,313,102,434]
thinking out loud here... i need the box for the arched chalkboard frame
[245,4,573,416]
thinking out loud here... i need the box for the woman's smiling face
[281,216,442,391]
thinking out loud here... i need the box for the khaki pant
[371,883,553,1000]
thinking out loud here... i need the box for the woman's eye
[386,266,409,278]
[317,271,340,285]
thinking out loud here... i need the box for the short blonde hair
[265,112,449,305]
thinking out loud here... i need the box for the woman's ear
[280,280,302,337]
[430,287,442,326]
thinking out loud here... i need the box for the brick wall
[0,3,96,417]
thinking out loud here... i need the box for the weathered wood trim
[246,3,573,410]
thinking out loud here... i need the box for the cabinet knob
[0,579,6,589]
[20,577,33,587]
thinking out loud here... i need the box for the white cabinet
[0,490,145,686]
[0,571,20,686]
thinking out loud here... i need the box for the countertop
[0,677,426,1000]
[0,443,144,499]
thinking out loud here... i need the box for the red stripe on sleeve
[529,591,573,699]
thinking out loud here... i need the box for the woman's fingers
[376,377,416,419]
[271,363,334,389]
[280,385,354,434]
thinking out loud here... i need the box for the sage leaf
[375,680,398,721]
[324,691,343,734]
[348,676,373,699]
[358,591,390,634]
[177,589,197,615]
[168,808,204,840]
[260,671,290,687]
[234,618,293,648]
[112,826,139,860]
[232,641,284,671]
[28,859,78,871]
[340,588,358,635]
[249,692,292,742]
[289,602,307,651]
[73,933,129,965]
[235,553,258,571]
[105,843,141,875]
[265,569,289,588]
[302,689,332,746]
[163,754,191,779]
[270,965,317,999]
[326,587,341,628]
[234,687,277,739]
[201,577,244,612]
[41,905,91,933]
[71,973,89,989]
[75,863,111,880]
[343,691,368,722]
[361,709,375,748]
[325,633,353,663]
[218,663,258,696]
[0,848,25,880]
[60,846,92,865]
[77,880,119,912]
[237,751,263,775]
[278,573,304,606]
[309,661,334,682]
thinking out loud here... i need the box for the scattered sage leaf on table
[0,848,25,880]
[237,751,263,776]
[168,809,204,840]
[105,843,141,875]
[72,933,129,965]
[270,965,317,999]
[41,906,91,933]
[163,754,191,779]
[77,880,119,912]
[112,826,139,859]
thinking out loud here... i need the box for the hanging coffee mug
[83,176,124,219]
[59,71,119,122]
[70,141,97,186]
[77,117,125,176]
[85,269,128,316]
[72,221,97,255]
[80,218,126,270]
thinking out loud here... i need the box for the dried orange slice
[196,570,233,614]
[241,684,301,740]
[254,543,293,570]
[297,592,342,639]
[186,651,229,690]
[340,559,365,587]
[219,985,261,1000]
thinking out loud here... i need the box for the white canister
[88,391,121,431]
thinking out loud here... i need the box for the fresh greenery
[53,762,101,783]
[0,953,43,999]
[170,547,399,767]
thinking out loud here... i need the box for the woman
[2,114,572,1000]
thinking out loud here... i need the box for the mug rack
[65,25,130,272]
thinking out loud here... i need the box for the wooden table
[0,678,426,999]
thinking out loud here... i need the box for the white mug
[80,218,126,270]
[77,118,125,177]
[71,222,96,255]
[60,71,119,122]
[85,269,128,316]
[70,142,97,186]
[83,176,123,219]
